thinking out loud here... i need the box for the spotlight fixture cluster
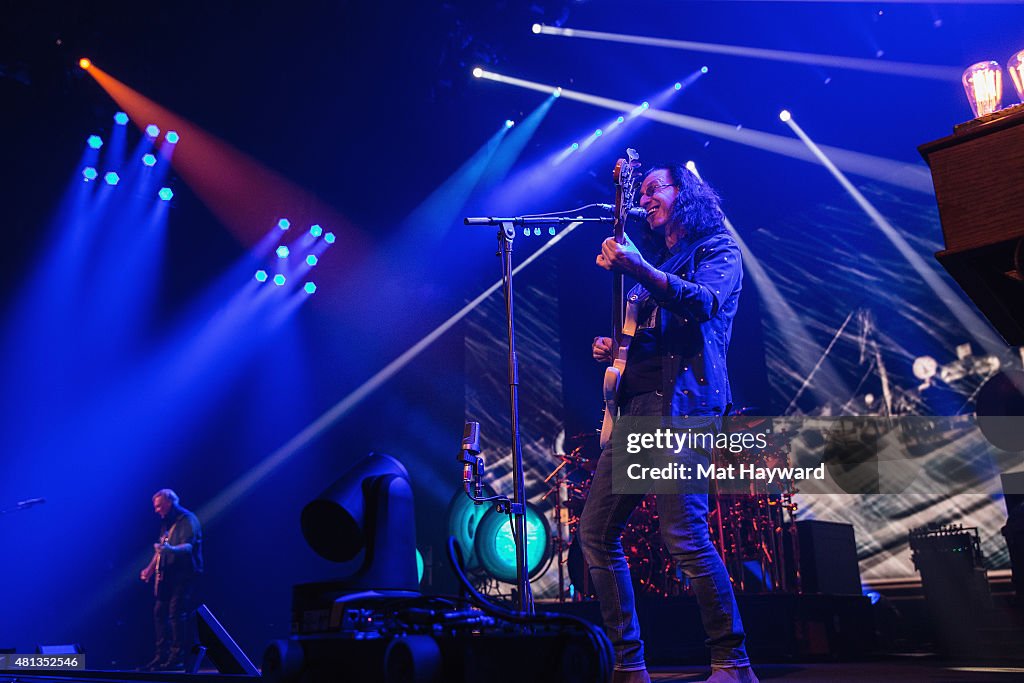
[254,220,337,294]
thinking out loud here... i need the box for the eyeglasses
[638,182,677,198]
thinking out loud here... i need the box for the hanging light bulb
[1008,49,1024,104]
[962,61,1003,118]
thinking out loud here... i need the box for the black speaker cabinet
[796,520,862,595]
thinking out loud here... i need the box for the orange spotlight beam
[82,64,368,267]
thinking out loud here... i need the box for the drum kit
[545,417,802,601]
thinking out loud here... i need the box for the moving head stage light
[263,452,613,683]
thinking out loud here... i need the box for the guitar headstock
[612,148,642,241]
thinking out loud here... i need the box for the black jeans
[578,391,749,671]
[154,576,194,665]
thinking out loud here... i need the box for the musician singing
[140,488,203,671]
[583,163,756,683]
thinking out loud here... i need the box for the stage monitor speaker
[1001,472,1024,600]
[195,604,260,676]
[796,520,862,595]
[1003,471,1024,515]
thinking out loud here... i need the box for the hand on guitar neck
[597,233,671,298]
[596,232,648,279]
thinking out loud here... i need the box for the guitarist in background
[140,489,203,671]
[582,163,756,683]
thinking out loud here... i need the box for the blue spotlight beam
[399,122,512,240]
[782,113,1004,355]
[474,95,557,194]
[687,163,851,408]
[534,26,962,81]
[474,69,933,194]
[194,221,587,523]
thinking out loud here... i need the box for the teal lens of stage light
[549,227,556,235]
[309,224,323,237]
[87,135,103,149]
[571,142,579,150]
[474,504,549,583]
[114,112,129,125]
[273,274,286,286]
[446,485,495,571]
[276,246,290,258]
[416,549,424,583]
[278,218,291,230]
[158,187,173,201]
[145,124,160,137]
[303,282,316,294]
[82,167,98,180]
[254,270,268,282]
[617,116,624,123]
[306,254,318,266]
[674,82,682,90]
[505,119,515,128]
[104,172,119,185]
[142,153,157,167]
[701,66,709,74]
[323,232,336,244]
[165,131,180,144]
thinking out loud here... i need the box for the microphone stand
[462,214,612,615]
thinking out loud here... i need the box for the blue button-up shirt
[624,230,743,417]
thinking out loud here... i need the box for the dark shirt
[620,230,743,417]
[159,506,203,578]
[618,295,661,400]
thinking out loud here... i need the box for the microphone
[598,204,648,220]
[462,422,480,455]
[16,498,45,509]
[461,422,481,493]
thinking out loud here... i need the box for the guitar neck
[611,222,625,339]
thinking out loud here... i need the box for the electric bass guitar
[152,531,170,597]
[600,149,642,448]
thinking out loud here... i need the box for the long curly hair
[646,162,726,242]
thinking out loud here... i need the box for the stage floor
[5,659,1024,683]
[650,660,1024,682]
